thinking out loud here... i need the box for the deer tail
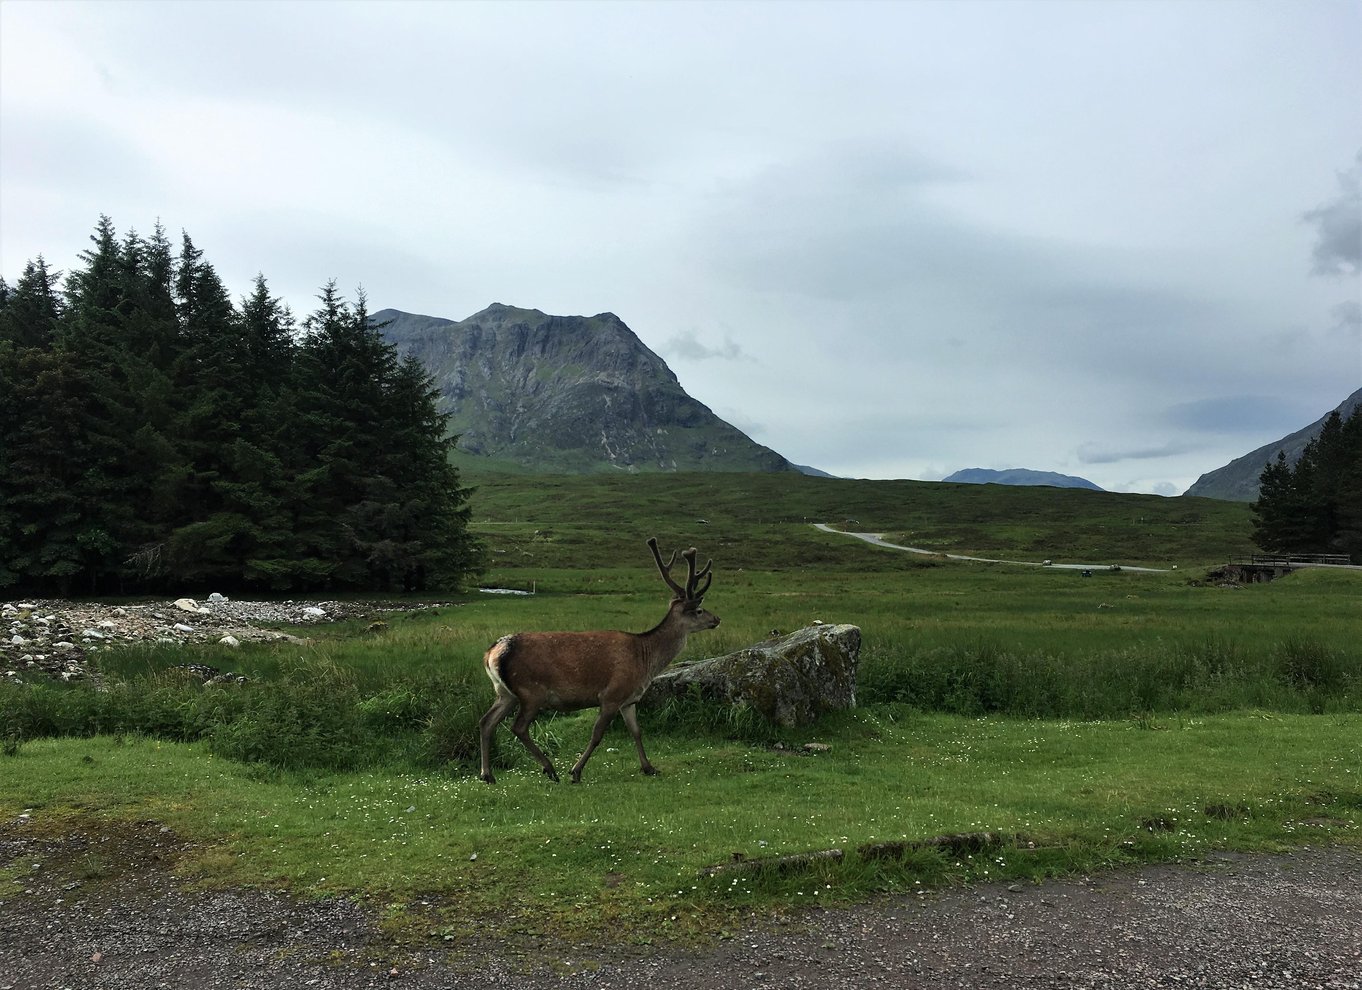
[483,635,517,697]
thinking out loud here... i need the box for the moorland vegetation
[3,471,1358,946]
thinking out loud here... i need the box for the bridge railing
[1232,553,1352,567]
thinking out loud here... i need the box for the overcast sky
[3,0,1359,494]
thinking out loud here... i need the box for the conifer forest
[0,217,481,595]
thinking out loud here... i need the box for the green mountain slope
[372,304,794,474]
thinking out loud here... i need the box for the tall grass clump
[0,655,498,774]
[858,636,1362,718]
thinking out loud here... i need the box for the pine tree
[1252,407,1362,561]
[0,257,63,348]
[163,232,263,584]
[35,216,155,591]
[0,258,68,586]
[278,284,480,591]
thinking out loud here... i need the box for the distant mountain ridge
[1183,388,1362,501]
[371,304,795,474]
[943,468,1103,491]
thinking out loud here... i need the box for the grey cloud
[1331,300,1361,339]
[660,330,750,362]
[2,112,154,191]
[1303,151,1362,277]
[1076,440,1203,465]
[697,142,987,300]
[1159,395,1320,436]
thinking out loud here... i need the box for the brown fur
[478,542,719,784]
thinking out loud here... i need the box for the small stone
[218,635,240,648]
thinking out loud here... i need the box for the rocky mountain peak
[371,306,793,474]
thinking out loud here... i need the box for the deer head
[648,537,718,629]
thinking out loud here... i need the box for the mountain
[943,468,1103,491]
[1183,388,1362,501]
[371,304,795,474]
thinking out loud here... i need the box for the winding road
[812,523,1172,573]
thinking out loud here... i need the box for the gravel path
[3,822,1358,990]
[810,524,1171,573]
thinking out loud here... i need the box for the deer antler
[648,539,712,602]
[682,547,713,601]
[648,537,687,599]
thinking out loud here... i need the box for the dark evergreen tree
[1252,407,1362,561]
[31,216,155,591]
[0,258,69,586]
[163,232,258,583]
[0,257,63,348]
[280,284,479,591]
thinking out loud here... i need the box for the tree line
[0,217,482,595]
[1251,406,1362,561]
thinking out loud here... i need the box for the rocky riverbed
[2,596,449,685]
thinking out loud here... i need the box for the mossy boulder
[641,624,860,727]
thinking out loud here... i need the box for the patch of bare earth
[1,818,1358,990]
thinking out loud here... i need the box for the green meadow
[3,472,1359,947]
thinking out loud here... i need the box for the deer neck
[641,609,692,677]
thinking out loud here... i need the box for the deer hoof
[641,765,659,776]
[543,767,561,783]
[480,772,496,785]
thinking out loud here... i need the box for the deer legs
[477,694,516,784]
[511,706,560,782]
[619,704,657,776]
[479,695,560,783]
[484,699,657,785]
[564,702,657,783]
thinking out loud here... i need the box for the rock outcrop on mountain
[1184,388,1362,501]
[372,304,794,474]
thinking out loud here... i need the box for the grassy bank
[4,711,1358,943]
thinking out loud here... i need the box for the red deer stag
[478,538,719,784]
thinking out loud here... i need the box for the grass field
[2,472,1358,947]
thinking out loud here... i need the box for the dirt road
[3,823,1358,990]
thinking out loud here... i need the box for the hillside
[943,468,1102,490]
[372,304,794,474]
[1184,388,1362,501]
[464,469,1254,571]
